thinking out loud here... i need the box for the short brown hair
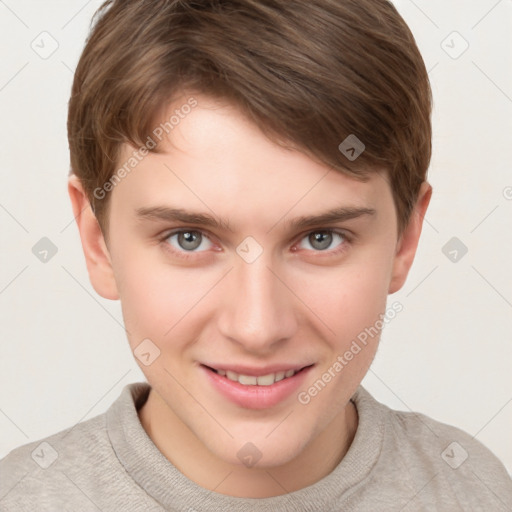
[67,0,432,238]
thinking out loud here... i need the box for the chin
[206,431,307,470]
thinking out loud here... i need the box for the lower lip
[201,365,313,410]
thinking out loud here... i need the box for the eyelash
[159,227,353,261]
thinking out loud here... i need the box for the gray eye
[164,229,214,256]
[297,230,346,252]
[177,231,202,250]
[308,231,334,250]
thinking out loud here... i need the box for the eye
[160,227,351,261]
[164,229,214,253]
[296,229,348,253]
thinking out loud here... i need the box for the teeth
[256,374,275,386]
[238,374,257,385]
[274,371,285,382]
[226,370,238,381]
[219,368,299,386]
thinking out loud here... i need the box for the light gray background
[1,0,511,477]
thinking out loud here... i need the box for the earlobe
[67,174,119,300]
[388,181,432,294]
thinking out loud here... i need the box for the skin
[68,94,432,498]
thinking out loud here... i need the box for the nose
[217,252,298,354]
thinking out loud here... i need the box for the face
[74,94,427,469]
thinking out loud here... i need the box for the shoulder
[353,387,512,510]
[389,404,510,479]
[0,382,153,511]
[0,412,110,510]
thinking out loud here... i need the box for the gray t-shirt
[1,382,511,511]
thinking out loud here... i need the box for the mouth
[203,365,311,386]
[200,363,314,409]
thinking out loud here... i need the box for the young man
[1,0,511,510]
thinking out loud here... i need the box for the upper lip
[202,363,314,376]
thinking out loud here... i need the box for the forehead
[111,95,393,228]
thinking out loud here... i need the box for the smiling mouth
[203,365,312,386]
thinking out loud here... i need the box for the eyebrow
[135,205,376,233]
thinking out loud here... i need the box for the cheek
[294,255,391,342]
[113,246,202,347]
[295,264,389,416]
[113,230,394,352]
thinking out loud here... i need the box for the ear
[388,181,433,294]
[67,174,119,300]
